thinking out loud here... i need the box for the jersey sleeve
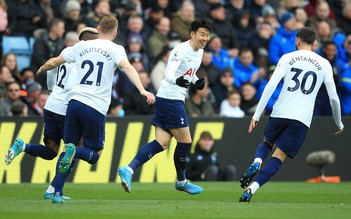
[165,49,183,84]
[47,67,58,91]
[116,46,128,67]
[61,47,75,63]
[252,56,286,121]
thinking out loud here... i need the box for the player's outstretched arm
[120,59,155,105]
[36,56,65,76]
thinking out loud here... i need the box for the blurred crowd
[0,0,351,118]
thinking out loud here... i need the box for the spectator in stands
[117,3,139,44]
[147,16,170,62]
[336,33,351,65]
[19,67,34,91]
[30,18,65,89]
[123,71,155,116]
[198,49,219,88]
[154,0,172,18]
[127,33,149,71]
[226,0,246,28]
[144,5,164,37]
[212,67,238,110]
[185,80,216,117]
[119,15,144,47]
[304,0,336,20]
[63,0,81,33]
[11,103,28,116]
[0,0,9,46]
[250,21,274,69]
[293,7,308,26]
[150,45,172,91]
[28,90,49,116]
[209,2,239,51]
[240,82,258,115]
[336,3,351,35]
[1,53,21,83]
[83,0,111,28]
[315,20,333,48]
[306,1,336,30]
[340,59,351,116]
[233,10,255,48]
[0,81,26,116]
[167,31,181,49]
[219,90,245,118]
[233,47,264,89]
[63,31,79,47]
[314,41,343,116]
[207,35,234,70]
[245,0,267,20]
[24,80,42,109]
[35,0,54,29]
[6,0,42,38]
[186,131,236,181]
[193,0,213,19]
[107,98,125,117]
[268,12,297,65]
[261,5,279,30]
[170,1,195,42]
[128,52,146,73]
[276,0,302,17]
[0,65,13,100]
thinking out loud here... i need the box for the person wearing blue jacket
[268,13,297,66]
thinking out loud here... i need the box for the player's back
[63,39,127,115]
[271,49,334,127]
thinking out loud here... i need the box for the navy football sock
[51,152,76,196]
[25,144,57,160]
[254,142,272,162]
[255,157,282,187]
[174,142,191,181]
[75,147,99,164]
[129,140,164,171]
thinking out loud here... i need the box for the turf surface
[0,182,350,219]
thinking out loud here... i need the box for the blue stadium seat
[16,54,31,72]
[2,36,31,55]
[29,37,35,52]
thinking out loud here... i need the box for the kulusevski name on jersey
[288,55,322,71]
[79,47,112,61]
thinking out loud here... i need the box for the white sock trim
[127,166,134,175]
[254,158,262,166]
[248,182,260,194]
[176,179,187,187]
[22,143,26,151]
[46,185,55,193]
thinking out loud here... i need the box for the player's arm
[119,59,155,105]
[325,80,344,135]
[164,49,190,88]
[249,61,285,133]
[36,56,66,76]
[47,67,58,92]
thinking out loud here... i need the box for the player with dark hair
[239,27,344,202]
[118,18,212,194]
[34,15,155,203]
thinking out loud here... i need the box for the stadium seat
[29,37,35,52]
[2,36,32,55]
[16,54,31,72]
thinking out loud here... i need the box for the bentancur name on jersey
[79,47,113,61]
[288,55,322,71]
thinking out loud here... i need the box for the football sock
[254,142,272,163]
[174,142,191,181]
[128,140,164,172]
[51,152,76,196]
[24,143,57,160]
[75,147,99,164]
[255,157,282,187]
[46,185,55,193]
[248,182,260,194]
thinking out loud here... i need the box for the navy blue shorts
[151,96,189,130]
[64,99,105,151]
[43,109,65,146]
[264,117,308,159]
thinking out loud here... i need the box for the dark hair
[11,104,26,116]
[323,41,336,48]
[296,27,316,44]
[199,131,213,140]
[190,18,212,33]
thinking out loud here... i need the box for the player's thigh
[170,126,192,143]
[43,109,64,151]
[64,101,83,145]
[80,105,105,151]
[275,120,308,159]
[263,117,289,144]
[155,126,172,148]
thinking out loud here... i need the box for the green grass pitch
[0,182,350,219]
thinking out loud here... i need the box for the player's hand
[141,90,155,105]
[248,119,258,133]
[176,76,190,88]
[335,129,343,136]
[36,66,44,76]
[195,78,205,90]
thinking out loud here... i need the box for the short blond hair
[99,15,118,35]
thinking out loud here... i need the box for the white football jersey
[44,47,77,115]
[157,40,203,101]
[253,49,340,127]
[62,39,128,115]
